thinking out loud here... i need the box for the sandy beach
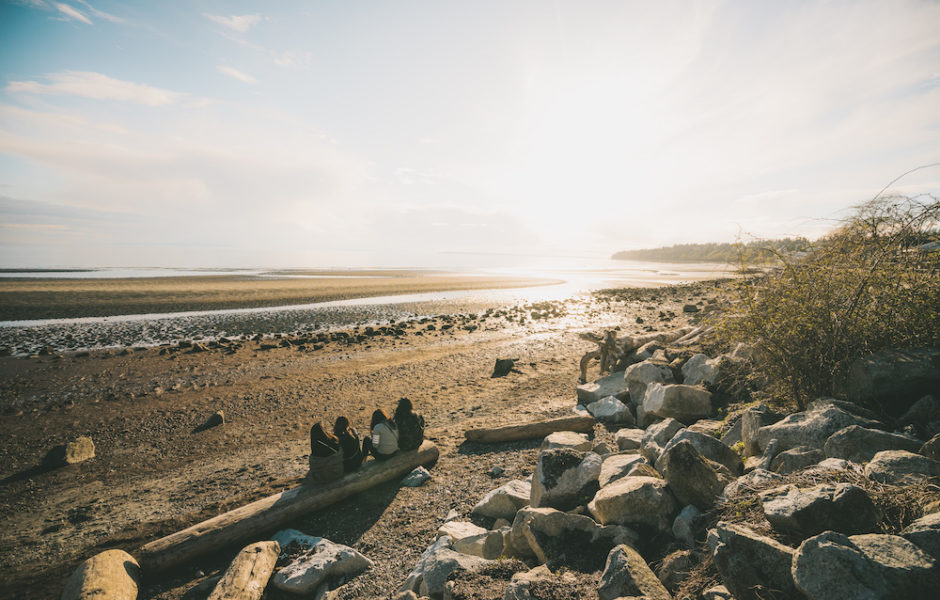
[0,277,725,599]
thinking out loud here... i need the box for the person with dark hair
[308,421,343,483]
[333,416,363,472]
[361,408,398,460]
[393,397,425,451]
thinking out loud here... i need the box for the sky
[0,0,938,269]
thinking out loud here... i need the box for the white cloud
[53,2,91,24]
[216,66,257,84]
[74,0,124,24]
[204,13,261,33]
[6,71,184,106]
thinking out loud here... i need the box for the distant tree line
[611,238,813,264]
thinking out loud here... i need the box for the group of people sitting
[307,397,426,483]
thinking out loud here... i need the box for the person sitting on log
[393,397,425,451]
[362,408,399,461]
[333,416,363,472]
[308,421,344,483]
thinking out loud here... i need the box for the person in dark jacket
[333,416,363,472]
[308,421,343,483]
[393,397,425,451]
[362,408,398,460]
[310,421,340,457]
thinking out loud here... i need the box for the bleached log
[464,415,595,443]
[207,541,280,600]
[137,441,439,574]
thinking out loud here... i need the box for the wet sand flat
[0,272,559,321]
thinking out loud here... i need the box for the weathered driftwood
[137,441,439,574]
[579,330,627,382]
[207,541,280,600]
[464,415,595,443]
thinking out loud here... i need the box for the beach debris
[491,358,520,378]
[61,549,140,600]
[464,415,594,443]
[579,330,627,383]
[207,541,280,600]
[401,466,431,487]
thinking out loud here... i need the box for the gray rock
[592,442,613,456]
[842,348,940,418]
[658,440,733,509]
[418,548,490,598]
[682,353,720,386]
[812,457,855,472]
[588,396,635,425]
[402,466,431,487]
[588,476,677,533]
[577,370,628,405]
[641,417,684,463]
[792,531,939,600]
[471,480,531,521]
[615,428,644,451]
[522,508,636,571]
[760,483,879,537]
[672,504,701,549]
[899,395,940,428]
[707,521,798,600]
[626,462,662,478]
[902,512,940,560]
[540,431,592,452]
[756,405,880,454]
[864,450,940,485]
[921,433,940,461]
[770,446,824,474]
[719,418,743,447]
[504,565,592,600]
[505,507,546,559]
[702,585,734,600]
[741,406,783,457]
[598,545,671,600]
[437,521,487,542]
[643,383,712,424]
[530,450,601,511]
[655,549,699,593]
[271,529,373,595]
[599,453,648,488]
[723,468,784,497]
[624,361,675,404]
[823,425,922,463]
[756,438,780,471]
[452,528,507,560]
[656,429,742,475]
[61,550,140,600]
[47,436,96,467]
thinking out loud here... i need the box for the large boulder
[657,440,734,509]
[643,383,712,424]
[598,453,648,488]
[597,545,671,600]
[540,431,592,452]
[719,418,743,447]
[902,512,940,560]
[640,417,684,463]
[707,522,798,600]
[723,468,784,498]
[756,405,879,453]
[471,479,531,521]
[823,425,922,463]
[614,428,644,451]
[588,476,677,533]
[842,348,940,418]
[587,396,635,425]
[577,370,628,405]
[792,531,939,599]
[271,529,373,595]
[530,449,602,511]
[864,450,940,485]
[61,550,140,600]
[770,446,825,474]
[759,483,879,537]
[656,429,742,475]
[452,528,507,560]
[521,508,636,571]
[505,507,548,559]
[624,361,675,404]
[438,521,487,542]
[682,353,720,386]
[655,549,699,593]
[740,406,783,457]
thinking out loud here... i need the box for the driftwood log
[137,441,439,574]
[464,415,595,443]
[207,541,280,600]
